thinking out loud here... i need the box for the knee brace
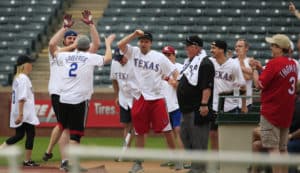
[70,134,81,143]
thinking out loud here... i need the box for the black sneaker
[23,160,40,167]
[60,160,70,172]
[42,152,53,161]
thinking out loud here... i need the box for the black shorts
[119,105,131,124]
[51,94,60,122]
[59,100,89,137]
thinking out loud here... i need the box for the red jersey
[259,56,297,128]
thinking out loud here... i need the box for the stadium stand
[0,0,67,86]
[98,0,300,65]
[1,0,300,87]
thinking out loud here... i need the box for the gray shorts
[260,116,289,151]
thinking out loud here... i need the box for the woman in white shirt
[0,55,40,167]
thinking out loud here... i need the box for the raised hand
[134,30,144,37]
[63,14,74,28]
[81,9,94,25]
[105,34,116,45]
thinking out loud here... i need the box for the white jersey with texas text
[10,74,40,128]
[162,62,183,112]
[110,58,140,109]
[56,50,104,104]
[210,57,246,112]
[124,45,176,100]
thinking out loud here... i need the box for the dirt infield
[0,160,187,173]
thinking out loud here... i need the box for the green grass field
[0,136,168,165]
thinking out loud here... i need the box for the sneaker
[23,160,40,167]
[128,161,144,173]
[160,161,174,167]
[184,163,191,169]
[60,160,70,172]
[60,160,88,172]
[42,152,53,161]
[174,161,184,170]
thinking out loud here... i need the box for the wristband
[200,103,208,106]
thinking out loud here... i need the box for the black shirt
[177,57,215,113]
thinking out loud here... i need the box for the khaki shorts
[260,116,289,151]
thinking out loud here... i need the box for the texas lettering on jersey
[133,58,160,72]
[215,70,233,81]
[112,72,128,80]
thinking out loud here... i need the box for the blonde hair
[14,64,25,79]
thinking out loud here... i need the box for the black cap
[211,40,227,52]
[113,48,124,62]
[16,55,35,66]
[185,35,203,47]
[138,32,153,41]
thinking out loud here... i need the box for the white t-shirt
[48,51,61,95]
[10,74,40,128]
[235,57,253,108]
[56,50,104,104]
[163,62,183,112]
[110,58,140,109]
[210,57,246,112]
[124,45,176,100]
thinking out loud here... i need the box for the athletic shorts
[58,100,89,137]
[131,95,172,135]
[260,116,289,151]
[51,94,60,121]
[119,105,131,124]
[169,109,182,128]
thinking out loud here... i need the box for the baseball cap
[265,34,290,50]
[77,35,90,50]
[138,32,153,41]
[162,46,175,54]
[113,48,124,62]
[64,30,77,38]
[16,55,35,66]
[211,40,227,52]
[185,35,203,47]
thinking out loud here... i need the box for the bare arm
[112,79,119,105]
[49,14,75,57]
[289,2,300,19]
[103,34,116,64]
[15,100,25,125]
[81,10,100,53]
[117,29,144,53]
[49,27,67,57]
[199,88,211,116]
[240,86,248,113]
[168,70,179,88]
[289,129,300,140]
[88,24,100,53]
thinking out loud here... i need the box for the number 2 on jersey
[69,63,78,77]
